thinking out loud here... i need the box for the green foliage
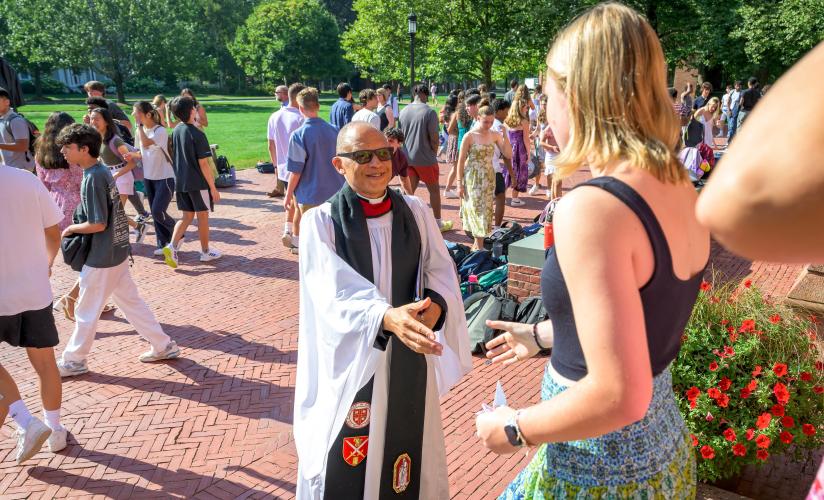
[673,277,824,482]
[231,0,345,84]
[20,76,68,94]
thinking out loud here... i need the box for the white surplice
[294,195,472,500]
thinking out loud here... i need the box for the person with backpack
[83,80,132,133]
[0,87,36,172]
[55,123,180,377]
[128,102,176,254]
[87,107,147,242]
[475,4,709,497]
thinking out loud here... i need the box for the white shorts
[544,152,558,175]
[112,166,135,196]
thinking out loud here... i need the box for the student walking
[0,165,68,461]
[55,123,180,377]
[130,101,176,253]
[504,87,531,205]
[163,96,222,267]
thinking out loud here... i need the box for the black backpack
[465,287,519,354]
[214,155,236,188]
[2,112,39,161]
[683,117,704,148]
[445,240,472,267]
[456,249,502,283]
[515,296,548,325]
[483,221,525,256]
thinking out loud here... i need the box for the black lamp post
[408,12,417,102]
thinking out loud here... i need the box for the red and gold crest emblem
[345,402,371,429]
[342,436,369,467]
[392,453,412,493]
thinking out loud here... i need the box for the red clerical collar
[358,194,392,218]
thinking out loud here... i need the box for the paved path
[0,167,811,499]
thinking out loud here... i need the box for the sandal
[59,295,77,322]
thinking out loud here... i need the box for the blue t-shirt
[286,118,344,205]
[329,98,354,130]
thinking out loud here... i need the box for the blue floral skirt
[499,365,696,499]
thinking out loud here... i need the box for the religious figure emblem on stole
[393,453,412,493]
[342,436,369,466]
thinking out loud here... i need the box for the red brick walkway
[0,167,810,499]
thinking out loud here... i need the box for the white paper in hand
[493,380,508,408]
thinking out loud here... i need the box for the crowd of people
[0,1,822,497]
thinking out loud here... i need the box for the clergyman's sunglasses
[337,148,393,164]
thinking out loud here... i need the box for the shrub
[672,277,823,482]
[21,76,69,94]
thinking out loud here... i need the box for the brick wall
[508,264,542,299]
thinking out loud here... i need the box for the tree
[322,0,356,28]
[230,0,346,85]
[0,0,90,98]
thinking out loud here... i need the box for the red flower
[716,393,730,408]
[700,445,715,459]
[739,319,756,333]
[719,377,732,391]
[711,296,720,304]
[802,424,816,436]
[689,399,697,409]
[782,416,795,428]
[800,372,813,382]
[721,319,729,325]
[723,345,735,357]
[747,379,758,391]
[706,412,714,422]
[740,388,752,399]
[773,363,788,377]
[707,387,722,399]
[752,365,763,377]
[773,382,790,405]
[771,404,785,417]
[814,386,824,394]
[686,386,700,400]
[756,449,769,460]
[729,332,739,342]
[779,431,794,444]
[745,428,755,441]
[744,279,752,288]
[690,434,699,447]
[732,443,747,457]
[709,361,719,372]
[726,326,735,335]
[811,314,820,324]
[700,281,711,292]
[723,428,737,442]
[756,413,772,429]
[755,434,771,449]
[769,314,781,324]
[817,361,824,371]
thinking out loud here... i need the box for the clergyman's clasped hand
[382,297,443,356]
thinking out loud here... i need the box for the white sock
[9,400,33,430]
[284,222,293,233]
[44,409,63,431]
[292,234,299,246]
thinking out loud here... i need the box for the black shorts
[176,190,212,213]
[494,172,506,196]
[0,304,59,348]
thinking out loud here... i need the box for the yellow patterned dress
[460,143,496,238]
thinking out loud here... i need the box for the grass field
[18,94,348,170]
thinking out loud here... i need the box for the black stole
[324,184,427,499]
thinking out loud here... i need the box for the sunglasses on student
[337,148,393,164]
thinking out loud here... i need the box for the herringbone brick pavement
[0,165,810,499]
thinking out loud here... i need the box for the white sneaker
[57,359,89,378]
[199,248,222,262]
[163,244,179,268]
[139,340,181,362]
[443,189,458,199]
[511,198,525,206]
[153,248,165,256]
[47,427,68,453]
[15,417,51,464]
[528,184,539,195]
[281,230,293,249]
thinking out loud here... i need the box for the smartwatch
[504,410,527,447]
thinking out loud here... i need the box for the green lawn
[18,94,346,170]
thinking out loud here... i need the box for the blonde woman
[504,86,531,206]
[456,105,512,250]
[475,3,709,498]
[694,96,721,146]
[376,88,395,130]
[152,95,178,128]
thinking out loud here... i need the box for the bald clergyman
[294,122,471,499]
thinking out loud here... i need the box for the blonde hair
[702,96,721,119]
[297,87,320,110]
[477,105,494,117]
[545,2,685,183]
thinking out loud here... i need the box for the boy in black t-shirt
[56,124,179,378]
[164,96,222,268]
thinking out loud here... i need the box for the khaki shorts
[299,203,318,214]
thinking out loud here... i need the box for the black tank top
[541,176,707,381]
[378,106,389,131]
